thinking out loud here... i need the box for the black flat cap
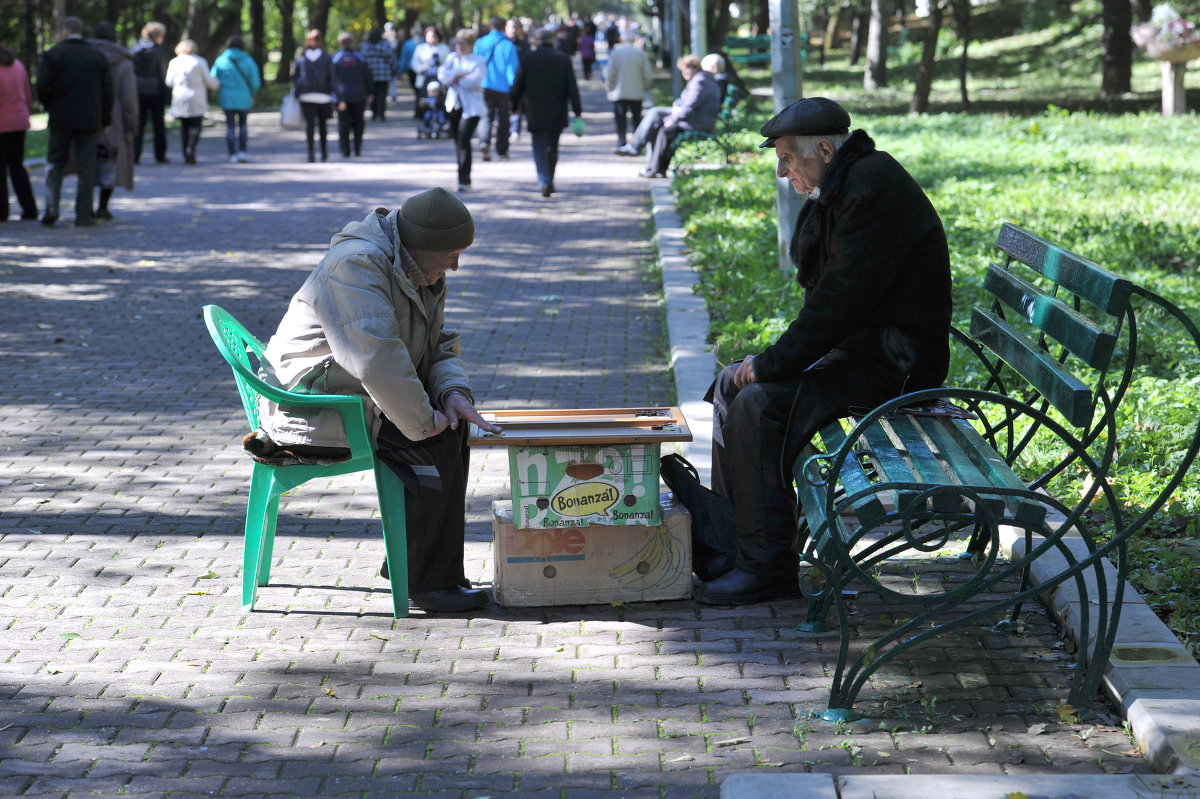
[758,97,851,148]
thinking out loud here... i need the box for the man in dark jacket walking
[698,98,952,606]
[509,27,581,197]
[131,21,169,164]
[331,32,373,157]
[37,16,112,227]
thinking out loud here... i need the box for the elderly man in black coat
[37,16,113,227]
[509,26,581,197]
[698,97,953,606]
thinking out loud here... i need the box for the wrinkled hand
[733,355,758,389]
[445,393,502,434]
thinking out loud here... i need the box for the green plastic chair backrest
[203,305,276,429]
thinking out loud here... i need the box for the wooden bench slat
[916,417,1008,521]
[858,421,919,510]
[997,223,1133,317]
[942,418,1047,527]
[970,308,1094,427]
[985,265,1118,370]
[811,422,886,524]
[879,415,962,512]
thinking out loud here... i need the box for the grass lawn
[671,9,1200,660]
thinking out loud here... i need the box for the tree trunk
[311,0,331,45]
[23,0,37,73]
[863,0,888,89]
[1101,0,1132,97]
[754,0,769,40]
[450,0,464,34]
[707,0,732,53]
[375,0,387,27]
[849,0,869,67]
[250,0,265,77]
[1132,0,1151,22]
[951,0,970,108]
[822,4,842,66]
[275,0,296,81]
[910,0,943,113]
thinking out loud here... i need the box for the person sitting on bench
[614,54,721,178]
[699,97,953,606]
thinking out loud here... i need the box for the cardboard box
[492,494,693,607]
[507,442,663,528]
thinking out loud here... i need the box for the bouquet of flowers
[1132,4,1200,60]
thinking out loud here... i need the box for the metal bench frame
[793,223,1200,722]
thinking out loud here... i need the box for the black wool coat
[754,130,952,393]
[37,37,113,131]
[510,44,581,133]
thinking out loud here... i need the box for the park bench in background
[669,83,752,172]
[792,223,1200,721]
[723,34,772,67]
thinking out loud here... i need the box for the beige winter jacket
[259,207,471,448]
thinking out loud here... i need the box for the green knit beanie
[398,187,474,251]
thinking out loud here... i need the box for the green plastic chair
[202,304,409,618]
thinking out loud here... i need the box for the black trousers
[135,94,168,162]
[337,100,367,156]
[647,125,682,175]
[447,108,480,186]
[44,127,97,222]
[0,130,37,220]
[481,88,510,156]
[611,99,643,147]
[370,81,389,119]
[375,417,472,593]
[709,348,907,581]
[301,102,330,158]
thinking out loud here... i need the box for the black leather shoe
[696,567,800,606]
[410,587,490,612]
[40,213,58,226]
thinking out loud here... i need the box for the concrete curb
[650,181,1200,794]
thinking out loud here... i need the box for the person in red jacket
[0,43,37,221]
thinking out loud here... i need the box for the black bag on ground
[659,453,737,582]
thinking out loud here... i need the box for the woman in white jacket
[165,39,219,164]
[437,29,485,192]
[409,26,450,118]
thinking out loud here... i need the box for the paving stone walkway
[0,75,1154,797]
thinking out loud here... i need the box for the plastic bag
[571,117,585,137]
[280,92,303,130]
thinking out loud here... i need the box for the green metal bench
[724,34,772,67]
[793,223,1200,722]
[669,83,751,172]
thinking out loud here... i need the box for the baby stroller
[417,81,449,139]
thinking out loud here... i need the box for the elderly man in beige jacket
[259,187,501,612]
[604,29,652,153]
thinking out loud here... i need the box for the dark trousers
[44,126,97,222]
[179,116,203,162]
[0,130,37,220]
[611,99,643,147]
[301,102,330,159]
[375,418,471,593]
[647,125,683,174]
[370,81,389,119]
[135,94,168,162]
[224,109,249,155]
[447,108,479,186]
[337,100,367,156]
[710,349,906,581]
[482,88,510,156]
[530,128,562,189]
[629,106,670,152]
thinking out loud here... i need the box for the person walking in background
[36,16,112,227]
[85,22,137,221]
[410,27,449,120]
[210,35,260,164]
[474,16,519,162]
[510,26,581,198]
[438,28,485,192]
[293,29,334,163]
[131,21,169,164]
[604,28,651,153]
[0,43,38,221]
[398,25,421,115]
[383,22,400,103]
[166,39,218,165]
[360,27,396,122]
[578,21,597,80]
[505,19,530,141]
[331,32,372,157]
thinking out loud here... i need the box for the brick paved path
[0,75,1151,797]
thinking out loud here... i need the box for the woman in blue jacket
[210,35,261,163]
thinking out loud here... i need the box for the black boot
[97,188,114,220]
